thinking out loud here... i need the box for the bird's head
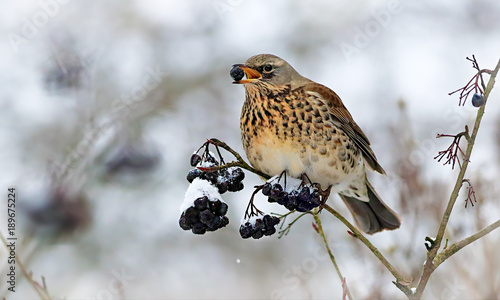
[232,54,307,89]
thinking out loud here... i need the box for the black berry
[262,183,272,196]
[199,209,215,225]
[228,181,244,192]
[252,229,264,239]
[187,169,203,183]
[204,171,219,184]
[194,196,209,210]
[192,222,206,235]
[179,216,191,230]
[472,93,485,107]
[239,222,254,239]
[230,65,245,82]
[230,168,245,182]
[268,183,287,204]
[218,202,228,216]
[263,214,280,227]
[190,154,202,167]
[216,180,228,194]
[184,207,199,222]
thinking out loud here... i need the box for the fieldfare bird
[232,54,401,234]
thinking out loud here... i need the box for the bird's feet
[317,185,332,212]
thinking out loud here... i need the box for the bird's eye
[263,64,273,73]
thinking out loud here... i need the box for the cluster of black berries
[262,182,321,212]
[187,153,245,194]
[179,196,229,235]
[239,214,280,239]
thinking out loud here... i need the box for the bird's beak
[232,64,262,84]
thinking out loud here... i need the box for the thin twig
[313,212,353,300]
[243,185,265,219]
[434,129,469,169]
[277,212,310,238]
[207,138,271,179]
[0,233,52,300]
[434,219,500,268]
[413,58,500,299]
[322,204,413,295]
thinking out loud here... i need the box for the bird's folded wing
[305,82,386,175]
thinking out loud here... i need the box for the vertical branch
[413,58,500,299]
[313,212,353,300]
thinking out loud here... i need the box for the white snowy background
[1,0,500,299]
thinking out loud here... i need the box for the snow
[240,214,260,226]
[180,178,223,213]
[266,174,307,193]
[197,151,218,168]
[198,160,215,168]
[218,167,240,183]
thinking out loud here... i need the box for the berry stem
[207,138,271,179]
[312,211,353,300]
[244,185,264,218]
[277,211,310,238]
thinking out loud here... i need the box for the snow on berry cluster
[180,151,245,235]
[180,178,229,234]
[187,152,244,194]
[262,175,322,212]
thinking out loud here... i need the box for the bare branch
[434,219,500,269]
[313,211,353,300]
[207,138,271,179]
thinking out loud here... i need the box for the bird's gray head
[232,54,307,89]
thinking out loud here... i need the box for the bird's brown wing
[304,82,386,174]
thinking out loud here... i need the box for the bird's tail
[339,181,401,234]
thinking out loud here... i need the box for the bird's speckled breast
[240,83,366,196]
